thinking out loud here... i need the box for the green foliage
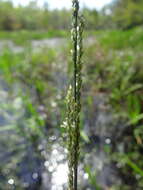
[98,27,143,50]
[0,30,68,45]
[0,0,143,32]
[83,26,143,189]
[1,1,143,187]
[0,44,69,188]
[112,0,143,29]
[0,0,98,31]
[85,165,101,190]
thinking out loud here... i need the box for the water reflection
[52,164,68,189]
[44,143,68,189]
[105,138,111,144]
[8,178,14,185]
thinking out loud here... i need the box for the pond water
[0,37,121,190]
[0,37,96,53]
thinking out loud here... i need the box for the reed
[62,1,84,189]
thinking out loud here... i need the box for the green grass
[96,26,143,49]
[0,26,143,189]
[0,27,143,47]
[0,30,68,45]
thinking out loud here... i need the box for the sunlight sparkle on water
[84,173,89,179]
[8,179,14,185]
[52,163,68,188]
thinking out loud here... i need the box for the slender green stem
[72,1,79,190]
[63,1,84,190]
[73,8,78,103]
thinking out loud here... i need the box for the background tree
[111,0,143,29]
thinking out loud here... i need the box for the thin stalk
[72,1,79,190]
[73,3,78,103]
[62,1,84,190]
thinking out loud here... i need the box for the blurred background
[0,0,143,189]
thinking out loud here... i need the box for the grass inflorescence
[62,0,84,190]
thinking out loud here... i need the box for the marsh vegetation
[0,0,143,189]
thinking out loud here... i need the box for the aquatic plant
[62,0,84,190]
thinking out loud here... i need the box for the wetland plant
[62,0,84,190]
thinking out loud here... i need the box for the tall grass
[62,0,84,189]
